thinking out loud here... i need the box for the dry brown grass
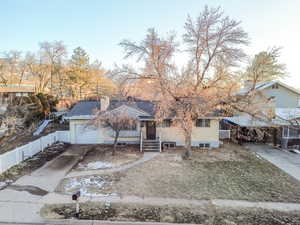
[108,143,300,203]
[72,144,142,171]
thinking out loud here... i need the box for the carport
[223,115,280,146]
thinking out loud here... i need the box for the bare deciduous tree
[118,6,249,157]
[90,109,137,155]
[39,41,67,96]
[243,47,287,83]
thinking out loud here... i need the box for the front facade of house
[65,99,221,150]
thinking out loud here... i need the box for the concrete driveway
[246,144,300,182]
[0,145,90,223]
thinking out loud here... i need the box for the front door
[146,121,156,140]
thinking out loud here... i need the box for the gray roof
[108,100,155,116]
[66,99,220,119]
[66,99,155,118]
[66,101,100,117]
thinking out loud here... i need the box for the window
[162,119,172,127]
[162,142,176,149]
[199,143,210,149]
[121,122,137,131]
[196,119,210,127]
[272,84,279,89]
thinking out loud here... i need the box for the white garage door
[74,124,101,144]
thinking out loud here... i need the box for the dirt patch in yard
[106,143,300,203]
[0,142,69,189]
[41,202,300,225]
[72,144,142,171]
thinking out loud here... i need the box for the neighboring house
[0,84,35,113]
[224,80,300,148]
[236,80,300,108]
[65,98,222,151]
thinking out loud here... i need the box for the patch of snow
[290,149,300,154]
[79,161,114,170]
[255,154,263,159]
[64,176,117,198]
[173,155,183,162]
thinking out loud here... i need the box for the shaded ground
[41,202,300,225]
[105,143,300,203]
[0,142,69,188]
[72,144,142,171]
[7,184,48,196]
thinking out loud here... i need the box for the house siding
[156,119,220,148]
[70,119,220,148]
[70,119,141,144]
[261,85,299,108]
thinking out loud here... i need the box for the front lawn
[58,143,300,203]
[108,143,300,203]
[72,144,142,171]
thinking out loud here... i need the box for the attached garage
[74,123,101,144]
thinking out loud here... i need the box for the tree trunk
[112,131,120,156]
[183,133,192,159]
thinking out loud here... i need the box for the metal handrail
[140,130,143,152]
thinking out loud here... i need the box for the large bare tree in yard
[90,109,137,156]
[118,6,249,157]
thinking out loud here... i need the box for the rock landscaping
[41,202,300,225]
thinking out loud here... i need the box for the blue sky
[1,0,300,86]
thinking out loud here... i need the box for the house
[65,97,222,151]
[224,80,300,148]
[0,84,35,113]
[236,80,300,108]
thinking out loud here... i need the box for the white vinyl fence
[0,131,70,173]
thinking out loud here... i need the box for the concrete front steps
[142,140,161,152]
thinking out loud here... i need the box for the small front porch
[139,120,162,152]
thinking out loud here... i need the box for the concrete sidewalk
[41,193,300,212]
[246,144,300,181]
[2,192,300,223]
[0,220,196,225]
